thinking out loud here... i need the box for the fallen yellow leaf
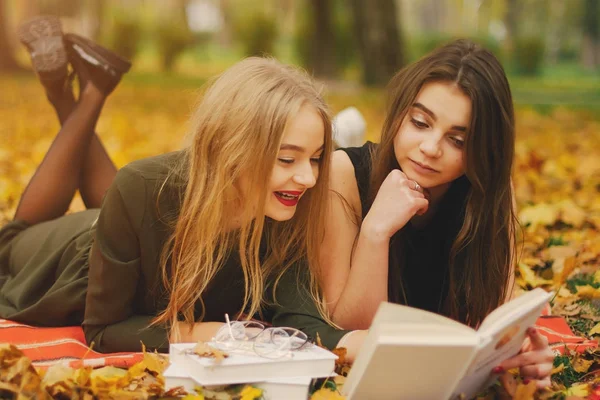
[551,363,565,375]
[518,263,553,288]
[575,284,600,299]
[519,203,559,229]
[552,256,577,285]
[181,394,205,400]
[311,388,346,400]
[572,357,594,373]
[565,383,589,397]
[558,200,587,227]
[193,341,229,364]
[514,381,537,400]
[240,385,264,400]
[589,322,600,336]
[543,245,578,260]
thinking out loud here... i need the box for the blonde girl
[1,19,346,352]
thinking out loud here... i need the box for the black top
[340,142,467,314]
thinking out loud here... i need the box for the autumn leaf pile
[0,343,265,399]
[1,75,600,399]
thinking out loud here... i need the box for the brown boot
[18,15,71,98]
[64,33,132,96]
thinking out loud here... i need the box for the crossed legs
[14,18,128,225]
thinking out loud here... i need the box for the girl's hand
[171,321,225,343]
[362,169,429,239]
[496,327,555,389]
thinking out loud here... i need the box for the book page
[371,302,475,334]
[451,288,552,399]
[477,288,553,337]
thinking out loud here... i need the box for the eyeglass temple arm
[225,313,236,339]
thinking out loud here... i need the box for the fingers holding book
[496,327,555,389]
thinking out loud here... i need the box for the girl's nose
[419,136,442,158]
[293,163,317,188]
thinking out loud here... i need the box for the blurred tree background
[1,0,599,203]
[1,0,599,211]
[2,2,600,397]
[1,0,598,85]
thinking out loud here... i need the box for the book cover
[343,288,552,400]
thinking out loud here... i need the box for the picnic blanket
[537,315,598,354]
[0,319,143,369]
[1,315,596,369]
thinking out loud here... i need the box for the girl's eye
[411,119,429,129]
[310,156,322,164]
[278,158,294,164]
[450,137,465,148]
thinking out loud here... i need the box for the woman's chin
[264,206,296,222]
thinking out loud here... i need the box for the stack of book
[164,342,338,400]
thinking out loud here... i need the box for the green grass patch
[552,354,586,388]
[508,63,600,109]
[566,274,600,294]
[547,236,568,247]
[567,317,595,337]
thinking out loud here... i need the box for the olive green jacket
[83,151,348,352]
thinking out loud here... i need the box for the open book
[343,288,553,400]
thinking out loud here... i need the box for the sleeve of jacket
[268,265,349,350]
[83,166,169,353]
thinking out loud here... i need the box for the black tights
[14,83,118,225]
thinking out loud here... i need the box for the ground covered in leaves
[1,75,600,399]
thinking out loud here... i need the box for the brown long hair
[370,39,516,327]
[153,57,334,338]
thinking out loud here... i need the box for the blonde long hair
[153,58,333,338]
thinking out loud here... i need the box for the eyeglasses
[211,314,311,359]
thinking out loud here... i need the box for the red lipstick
[274,190,303,207]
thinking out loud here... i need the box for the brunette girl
[323,39,554,386]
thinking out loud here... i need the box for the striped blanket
[0,314,596,369]
[537,315,598,354]
[0,319,143,368]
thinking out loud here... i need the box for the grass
[566,275,600,294]
[552,355,586,388]
[508,62,599,109]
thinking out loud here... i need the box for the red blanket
[0,315,596,369]
[0,319,143,368]
[537,316,598,354]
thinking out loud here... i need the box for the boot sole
[18,16,68,81]
[65,33,132,76]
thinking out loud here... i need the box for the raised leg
[46,84,117,209]
[14,85,107,225]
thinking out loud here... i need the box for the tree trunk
[420,0,444,33]
[84,0,105,40]
[308,0,337,79]
[350,0,404,86]
[0,0,21,71]
[503,0,518,51]
[217,0,232,47]
[581,0,599,69]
